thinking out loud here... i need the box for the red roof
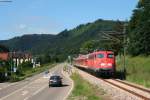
[0,52,9,61]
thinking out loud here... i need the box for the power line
[0,0,12,2]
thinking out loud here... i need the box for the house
[0,52,9,61]
[9,52,33,67]
[0,51,33,67]
[0,45,33,65]
[0,45,9,61]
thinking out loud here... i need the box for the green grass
[116,55,150,87]
[68,73,105,100]
[10,63,56,82]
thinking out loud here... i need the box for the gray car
[49,75,62,87]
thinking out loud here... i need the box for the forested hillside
[0,19,124,61]
[0,34,55,54]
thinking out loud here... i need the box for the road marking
[32,84,47,96]
[0,65,59,100]
[23,78,49,100]
[21,90,28,95]
[61,67,74,100]
[43,74,50,78]
[0,64,63,100]
[0,75,48,100]
[0,82,18,91]
[0,80,37,100]
[22,81,48,100]
[23,96,29,100]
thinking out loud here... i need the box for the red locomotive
[73,51,116,76]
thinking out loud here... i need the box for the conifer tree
[128,0,150,56]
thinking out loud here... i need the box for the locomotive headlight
[100,63,106,66]
[107,63,112,66]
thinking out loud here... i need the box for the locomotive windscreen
[97,54,104,58]
[107,54,114,58]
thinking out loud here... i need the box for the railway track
[74,66,150,100]
[103,79,150,100]
[113,79,150,93]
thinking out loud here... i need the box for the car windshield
[97,54,104,58]
[50,76,60,80]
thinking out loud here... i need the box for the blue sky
[0,0,138,40]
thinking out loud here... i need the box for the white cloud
[19,24,27,29]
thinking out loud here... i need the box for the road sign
[5,72,7,77]
[13,67,17,73]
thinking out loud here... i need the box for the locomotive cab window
[107,54,114,58]
[97,54,104,58]
[88,54,94,59]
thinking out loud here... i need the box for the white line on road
[0,77,44,100]
[0,83,18,91]
[32,84,48,96]
[0,64,63,100]
[0,66,59,100]
[23,84,47,100]
[23,96,30,100]
[0,83,34,100]
[21,90,29,96]
[62,69,74,100]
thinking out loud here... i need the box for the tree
[80,40,98,54]
[0,44,9,52]
[114,20,124,33]
[128,0,150,56]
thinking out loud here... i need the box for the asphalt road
[0,63,73,100]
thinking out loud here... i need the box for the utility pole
[123,23,127,79]
[10,51,13,76]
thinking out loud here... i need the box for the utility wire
[0,0,12,2]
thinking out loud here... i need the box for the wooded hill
[0,19,124,61]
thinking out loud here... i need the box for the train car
[74,54,88,68]
[74,51,116,76]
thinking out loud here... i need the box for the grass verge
[68,72,105,100]
[116,55,150,87]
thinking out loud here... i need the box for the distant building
[9,52,32,67]
[0,45,9,61]
[0,52,9,61]
[0,51,33,67]
[0,44,34,67]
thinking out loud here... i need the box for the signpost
[68,56,72,74]
[123,23,127,79]
[13,67,17,73]
[68,56,71,64]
